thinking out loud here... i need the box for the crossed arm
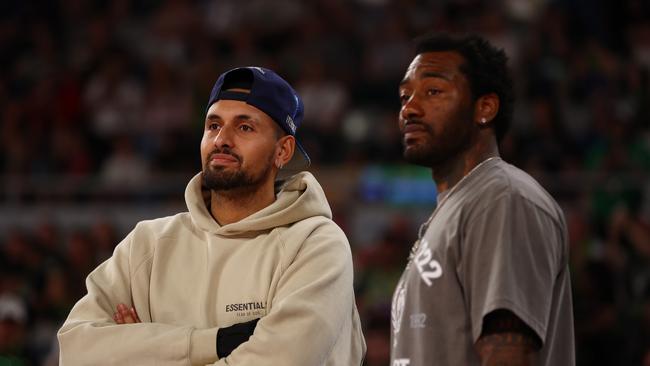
[111,303,257,360]
[113,304,539,365]
[474,309,541,366]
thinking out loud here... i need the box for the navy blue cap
[206,66,310,166]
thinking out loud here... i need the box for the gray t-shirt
[390,158,575,366]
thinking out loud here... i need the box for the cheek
[243,141,275,167]
[199,136,211,163]
[430,98,465,129]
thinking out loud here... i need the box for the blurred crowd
[1,0,650,365]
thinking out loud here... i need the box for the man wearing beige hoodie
[58,66,366,365]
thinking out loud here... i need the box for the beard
[202,149,274,192]
[402,108,475,168]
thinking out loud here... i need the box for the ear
[473,93,500,127]
[274,135,295,169]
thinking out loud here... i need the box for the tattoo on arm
[474,309,541,366]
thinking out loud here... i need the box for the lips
[401,122,429,144]
[208,152,240,166]
[402,123,428,134]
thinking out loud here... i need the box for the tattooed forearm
[474,310,541,366]
[475,332,537,365]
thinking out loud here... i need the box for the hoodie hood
[185,171,333,236]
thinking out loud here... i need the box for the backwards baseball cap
[206,66,310,166]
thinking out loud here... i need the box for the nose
[213,123,234,148]
[400,94,424,124]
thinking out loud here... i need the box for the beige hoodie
[58,171,366,365]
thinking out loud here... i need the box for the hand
[113,303,141,324]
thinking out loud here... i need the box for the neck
[209,179,277,226]
[432,136,499,194]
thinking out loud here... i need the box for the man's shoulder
[278,216,350,257]
[132,211,195,239]
[283,215,347,242]
[119,212,196,261]
[463,160,563,221]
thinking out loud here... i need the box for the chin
[403,144,446,168]
[403,147,430,167]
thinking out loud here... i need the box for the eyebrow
[205,113,220,122]
[399,71,452,87]
[205,113,261,125]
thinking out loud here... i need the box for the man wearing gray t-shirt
[391,33,575,365]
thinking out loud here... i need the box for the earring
[277,162,284,170]
[480,117,487,124]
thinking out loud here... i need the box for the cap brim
[281,139,311,172]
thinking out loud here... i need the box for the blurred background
[1,0,649,365]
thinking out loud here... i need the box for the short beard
[402,110,475,168]
[202,152,274,194]
[403,123,441,166]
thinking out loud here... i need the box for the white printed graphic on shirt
[414,239,442,286]
[410,312,427,329]
[393,359,410,366]
[391,278,407,347]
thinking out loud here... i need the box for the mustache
[208,148,242,163]
[400,118,431,132]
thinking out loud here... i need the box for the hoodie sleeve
[57,226,218,366]
[214,221,361,366]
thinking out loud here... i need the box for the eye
[399,93,410,105]
[426,88,442,96]
[208,123,220,131]
[239,124,254,132]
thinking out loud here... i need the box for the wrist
[190,327,219,364]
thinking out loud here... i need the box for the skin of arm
[474,309,542,366]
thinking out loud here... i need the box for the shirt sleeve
[57,228,218,366]
[459,192,565,345]
[213,223,364,366]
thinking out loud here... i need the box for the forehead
[401,51,467,86]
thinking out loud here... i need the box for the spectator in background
[0,293,29,365]
[89,220,119,263]
[83,52,144,139]
[100,136,151,190]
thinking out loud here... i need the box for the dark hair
[414,33,514,143]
